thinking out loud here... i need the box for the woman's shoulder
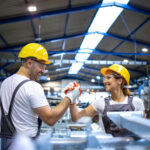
[131,95,144,106]
[132,95,143,102]
[131,96,145,111]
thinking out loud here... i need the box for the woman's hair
[113,72,131,96]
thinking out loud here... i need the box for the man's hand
[64,82,81,104]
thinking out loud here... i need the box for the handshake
[64,82,81,104]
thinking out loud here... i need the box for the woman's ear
[118,78,123,85]
[120,78,126,89]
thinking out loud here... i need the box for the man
[0,43,80,149]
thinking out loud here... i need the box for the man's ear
[25,59,33,68]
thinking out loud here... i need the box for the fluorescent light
[80,34,103,50]
[69,0,130,74]
[78,48,93,53]
[123,59,129,63]
[75,53,90,61]
[142,48,148,52]
[50,39,63,43]
[68,63,83,74]
[91,79,95,82]
[52,53,64,57]
[27,6,37,12]
[105,0,129,5]
[53,63,60,66]
[76,48,93,62]
[96,76,101,80]
[56,67,69,72]
[35,37,42,41]
[47,77,50,81]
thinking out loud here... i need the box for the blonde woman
[70,64,145,137]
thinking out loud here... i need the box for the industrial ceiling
[0,0,150,85]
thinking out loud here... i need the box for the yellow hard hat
[101,64,130,85]
[18,43,50,64]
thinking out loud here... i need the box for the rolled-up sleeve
[91,98,105,113]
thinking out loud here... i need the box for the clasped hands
[64,82,81,104]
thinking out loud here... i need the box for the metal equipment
[7,111,150,150]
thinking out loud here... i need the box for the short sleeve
[132,97,145,111]
[28,82,49,108]
[91,98,105,113]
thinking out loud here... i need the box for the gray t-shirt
[91,96,145,114]
[0,74,49,137]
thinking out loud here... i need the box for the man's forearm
[49,97,71,124]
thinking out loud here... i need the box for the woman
[70,64,145,137]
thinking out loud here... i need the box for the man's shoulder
[1,74,15,85]
[2,74,39,87]
[23,80,43,92]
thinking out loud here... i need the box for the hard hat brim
[45,60,51,64]
[101,68,111,76]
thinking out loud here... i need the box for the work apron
[102,96,139,138]
[0,80,42,150]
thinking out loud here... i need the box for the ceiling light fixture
[56,67,70,72]
[52,53,64,57]
[142,48,148,52]
[68,63,83,74]
[47,77,51,81]
[123,59,129,63]
[68,0,130,74]
[91,79,95,83]
[96,76,101,80]
[27,6,37,12]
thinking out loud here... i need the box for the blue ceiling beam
[0,62,12,71]
[83,64,145,76]
[0,34,8,46]
[79,70,98,77]
[93,49,150,56]
[96,31,150,47]
[82,68,140,85]
[128,17,150,61]
[62,14,69,50]
[46,66,99,77]
[102,17,150,60]
[30,20,36,39]
[82,66,101,74]
[67,75,94,83]
[1,31,150,51]
[114,2,150,16]
[0,2,150,25]
[62,0,71,53]
[24,0,28,4]
[48,69,98,78]
[45,67,70,75]
[102,16,150,69]
[0,68,17,81]
[94,48,150,62]
[23,0,37,40]
[1,47,150,57]
[0,63,145,83]
[0,34,17,62]
[40,74,97,84]
[0,3,102,25]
